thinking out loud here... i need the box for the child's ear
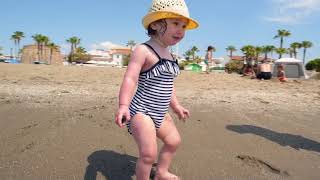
[150,22,158,31]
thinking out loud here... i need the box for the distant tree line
[6,29,316,66]
[182,29,314,66]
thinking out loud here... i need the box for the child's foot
[154,172,180,180]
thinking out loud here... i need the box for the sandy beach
[0,63,319,180]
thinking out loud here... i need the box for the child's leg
[131,113,158,180]
[155,114,181,179]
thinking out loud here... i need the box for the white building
[87,47,131,67]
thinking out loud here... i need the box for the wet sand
[0,63,319,180]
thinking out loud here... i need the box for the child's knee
[165,134,181,150]
[139,148,157,164]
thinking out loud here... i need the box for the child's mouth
[173,36,182,41]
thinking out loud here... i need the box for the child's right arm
[115,45,147,127]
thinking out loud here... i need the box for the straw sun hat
[142,0,199,30]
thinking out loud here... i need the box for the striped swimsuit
[127,43,180,134]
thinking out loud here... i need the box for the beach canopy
[212,57,224,64]
[272,58,308,79]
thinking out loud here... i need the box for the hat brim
[142,11,199,30]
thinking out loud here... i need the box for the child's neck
[149,38,168,49]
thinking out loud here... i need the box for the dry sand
[0,63,319,180]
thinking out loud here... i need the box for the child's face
[156,18,187,46]
[278,66,283,70]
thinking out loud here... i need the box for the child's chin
[170,40,181,46]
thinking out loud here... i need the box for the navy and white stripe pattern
[127,43,180,134]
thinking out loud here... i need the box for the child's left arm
[208,51,213,62]
[170,86,190,121]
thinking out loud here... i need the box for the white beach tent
[272,58,309,79]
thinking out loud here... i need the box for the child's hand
[115,105,131,127]
[173,105,190,121]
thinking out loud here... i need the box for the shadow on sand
[84,150,137,180]
[226,124,320,153]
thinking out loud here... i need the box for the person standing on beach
[115,0,198,179]
[257,59,272,80]
[204,46,214,74]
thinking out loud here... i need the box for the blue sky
[1,0,320,61]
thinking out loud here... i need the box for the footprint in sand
[16,123,39,136]
[21,142,35,152]
[237,155,289,177]
[21,123,39,130]
[29,76,50,81]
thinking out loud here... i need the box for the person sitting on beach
[277,64,287,82]
[242,65,256,79]
[115,0,198,179]
[256,59,272,80]
[204,46,214,74]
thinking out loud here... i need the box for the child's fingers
[116,113,125,127]
[126,114,131,123]
[182,109,190,119]
[179,113,184,120]
[122,114,131,124]
[180,111,188,121]
[115,114,122,127]
[177,111,183,120]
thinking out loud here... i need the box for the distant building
[87,47,131,67]
[110,48,131,66]
[21,45,63,65]
[88,49,112,61]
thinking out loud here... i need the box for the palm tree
[11,35,19,59]
[255,46,263,63]
[190,46,199,61]
[261,45,276,60]
[290,42,302,59]
[241,45,255,64]
[0,46,3,56]
[183,50,192,60]
[32,34,43,62]
[287,48,294,58]
[76,46,87,54]
[275,48,287,58]
[47,42,59,65]
[10,31,25,59]
[66,36,81,62]
[274,29,291,58]
[287,47,295,58]
[32,34,49,62]
[301,41,313,64]
[226,46,237,60]
[74,46,90,62]
[40,35,49,62]
[183,46,200,61]
[126,40,136,52]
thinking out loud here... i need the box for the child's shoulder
[130,43,153,62]
[132,43,151,55]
